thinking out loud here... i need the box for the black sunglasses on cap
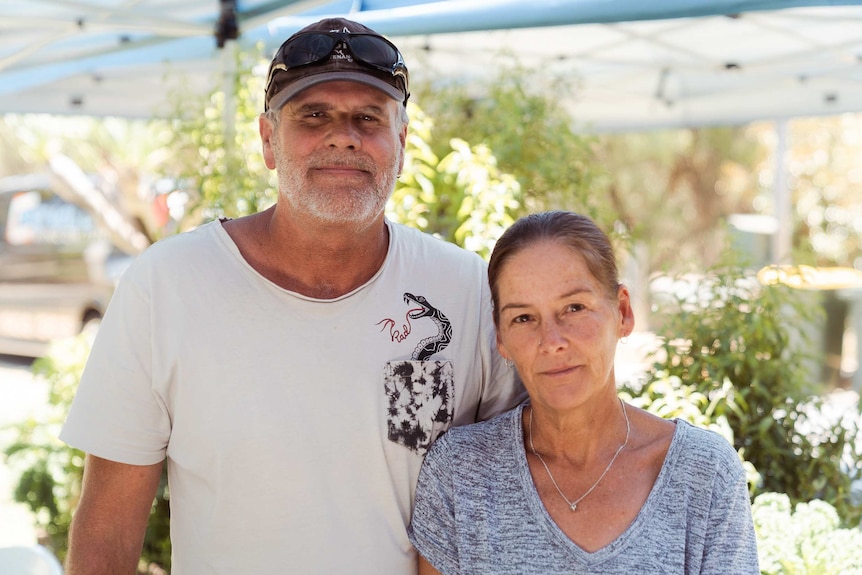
[265,31,409,105]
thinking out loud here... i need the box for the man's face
[260,80,407,228]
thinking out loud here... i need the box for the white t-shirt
[61,219,524,574]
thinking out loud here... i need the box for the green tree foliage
[630,255,862,525]
[0,115,31,175]
[388,103,521,259]
[412,66,772,276]
[2,335,171,572]
[150,43,277,227]
[750,115,862,268]
[2,336,87,564]
[1,114,177,243]
[411,65,602,225]
[592,127,765,271]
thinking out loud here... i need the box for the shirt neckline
[211,218,396,303]
[513,404,685,565]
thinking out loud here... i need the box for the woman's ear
[617,284,636,338]
[496,330,510,361]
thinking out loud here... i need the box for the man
[60,16,524,574]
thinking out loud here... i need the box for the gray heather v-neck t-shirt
[408,404,759,574]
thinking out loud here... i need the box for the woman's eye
[512,314,532,324]
[565,303,585,313]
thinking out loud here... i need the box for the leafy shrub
[3,336,86,561]
[753,492,862,574]
[154,42,276,229]
[2,334,171,572]
[388,104,521,259]
[637,259,862,524]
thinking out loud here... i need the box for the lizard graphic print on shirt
[403,292,452,360]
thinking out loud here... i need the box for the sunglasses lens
[267,32,407,108]
[348,36,399,68]
[281,33,337,67]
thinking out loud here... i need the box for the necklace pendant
[528,399,630,517]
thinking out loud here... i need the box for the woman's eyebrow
[498,287,594,314]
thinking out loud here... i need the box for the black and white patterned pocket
[383,360,454,455]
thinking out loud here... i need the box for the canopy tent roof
[1,0,861,131]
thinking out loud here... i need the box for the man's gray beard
[273,146,398,228]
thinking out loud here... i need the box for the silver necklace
[528,398,630,512]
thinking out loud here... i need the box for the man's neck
[223,207,390,299]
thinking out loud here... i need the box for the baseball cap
[264,17,410,111]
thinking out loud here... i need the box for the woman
[408,211,759,574]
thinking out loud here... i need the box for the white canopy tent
[391,6,862,132]
[0,0,860,131]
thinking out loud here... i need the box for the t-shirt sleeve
[408,434,461,575]
[699,443,761,574]
[59,253,170,465]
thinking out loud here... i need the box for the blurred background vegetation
[1,43,861,574]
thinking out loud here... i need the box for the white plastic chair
[0,545,63,575]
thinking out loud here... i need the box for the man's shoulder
[142,221,221,257]
[126,221,225,280]
[389,220,484,262]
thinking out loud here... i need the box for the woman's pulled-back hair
[487,210,620,326]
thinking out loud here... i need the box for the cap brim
[268,71,403,111]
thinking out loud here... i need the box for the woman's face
[495,240,634,413]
